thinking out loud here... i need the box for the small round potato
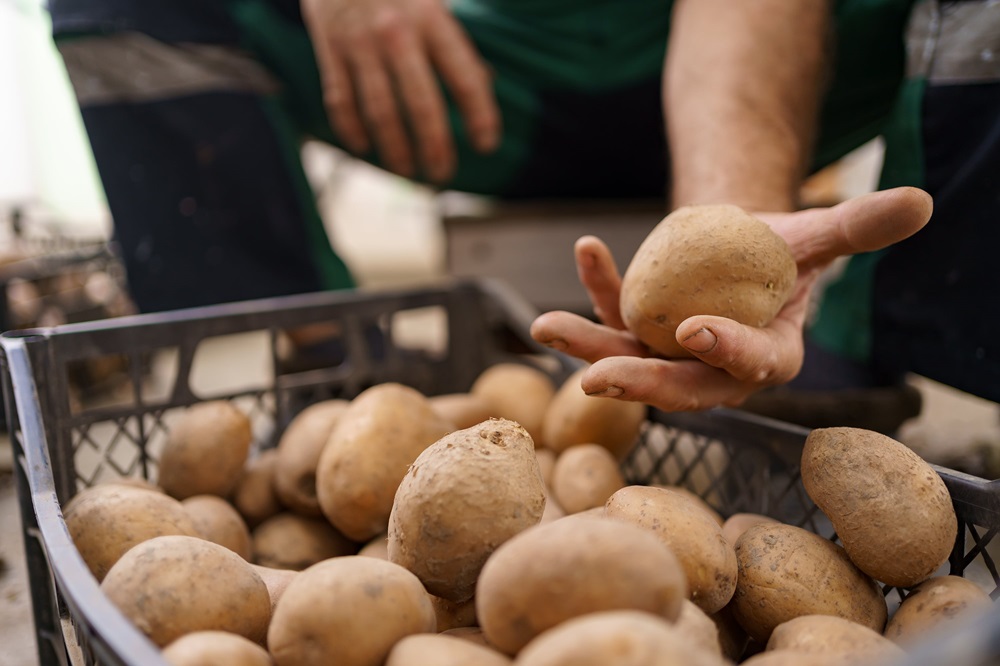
[550,444,626,514]
[385,634,511,666]
[721,512,779,546]
[884,575,992,645]
[470,363,555,445]
[675,599,724,658]
[252,512,357,570]
[267,556,436,666]
[429,393,495,431]
[181,495,253,560]
[231,449,283,528]
[273,399,349,516]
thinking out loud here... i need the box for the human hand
[529,187,933,411]
[301,0,500,182]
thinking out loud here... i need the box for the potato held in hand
[801,427,957,588]
[619,204,796,358]
[388,418,546,603]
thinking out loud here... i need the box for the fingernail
[682,327,718,353]
[542,338,568,352]
[586,385,624,397]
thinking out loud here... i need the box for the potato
[316,383,453,541]
[181,495,252,560]
[100,477,163,493]
[675,599,723,658]
[250,564,298,616]
[550,444,626,514]
[801,427,957,588]
[619,204,796,358]
[476,517,687,655]
[161,631,272,666]
[742,651,842,666]
[470,363,555,444]
[267,556,436,666]
[711,603,749,662]
[656,485,724,526]
[358,533,389,559]
[158,401,252,499]
[273,399,349,516]
[766,615,905,663]
[101,535,270,647]
[541,367,646,459]
[732,523,887,643]
[252,512,357,570]
[388,418,546,603]
[429,393,494,430]
[441,626,491,646]
[65,484,200,581]
[884,575,992,645]
[721,512,779,546]
[605,485,737,613]
[431,595,478,632]
[232,448,283,528]
[556,506,605,523]
[540,496,566,523]
[514,610,725,666]
[386,634,511,666]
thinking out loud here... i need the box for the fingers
[574,236,626,329]
[580,356,755,412]
[306,26,370,155]
[426,11,501,153]
[530,311,649,364]
[381,12,455,181]
[771,187,933,270]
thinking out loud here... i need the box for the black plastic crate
[2,278,999,666]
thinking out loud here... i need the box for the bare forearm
[665,0,831,212]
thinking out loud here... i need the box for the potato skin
[231,449,283,528]
[273,399,349,516]
[161,631,272,666]
[316,383,453,542]
[550,444,626,514]
[884,575,992,645]
[267,556,436,666]
[181,495,253,560]
[385,634,511,666]
[675,599,724,658]
[541,367,646,459]
[801,427,957,588]
[721,512,779,546]
[514,610,725,666]
[604,485,737,613]
[732,523,887,643]
[158,401,252,499]
[251,512,357,570]
[766,614,905,663]
[65,485,200,581]
[470,363,555,445]
[388,418,546,603]
[476,517,688,655]
[619,204,796,358]
[429,393,495,430]
[101,535,271,647]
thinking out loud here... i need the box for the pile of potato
[63,361,993,666]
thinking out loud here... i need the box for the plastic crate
[2,278,999,666]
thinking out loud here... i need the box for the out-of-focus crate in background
[440,194,665,316]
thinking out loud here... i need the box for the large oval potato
[65,484,200,581]
[605,485,737,613]
[619,204,796,358]
[732,523,887,643]
[884,575,992,645]
[101,535,270,647]
[267,556,436,666]
[766,615,905,663]
[388,419,546,603]
[161,631,272,666]
[801,427,957,588]
[514,610,725,666]
[158,401,252,499]
[316,383,453,541]
[273,399,349,516]
[476,517,688,655]
[541,367,646,459]
[470,363,555,445]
